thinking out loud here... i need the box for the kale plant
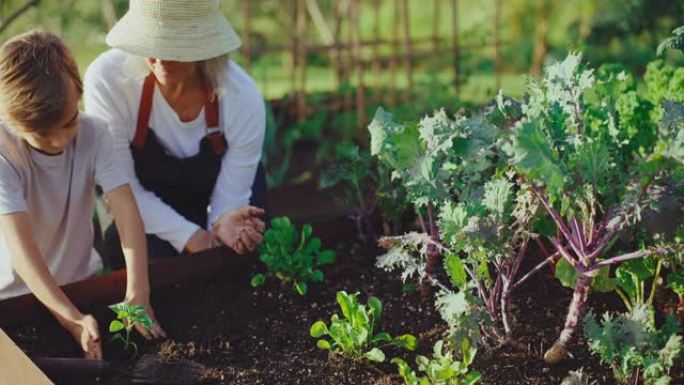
[584,305,683,385]
[370,100,566,347]
[377,171,547,345]
[310,291,418,364]
[108,302,153,358]
[369,105,523,301]
[251,217,335,295]
[500,52,684,363]
[392,339,485,385]
[319,142,409,241]
[657,26,684,57]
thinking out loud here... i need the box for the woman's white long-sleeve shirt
[83,49,266,252]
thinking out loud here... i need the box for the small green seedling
[392,339,485,385]
[108,302,153,358]
[310,291,417,364]
[251,217,335,295]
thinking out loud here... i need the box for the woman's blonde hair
[0,29,82,131]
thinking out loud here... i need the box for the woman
[84,0,268,266]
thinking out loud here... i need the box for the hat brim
[106,12,242,62]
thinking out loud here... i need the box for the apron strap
[132,73,225,155]
[132,73,156,149]
[205,95,226,156]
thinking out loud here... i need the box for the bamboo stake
[451,0,460,95]
[296,0,308,123]
[351,0,366,133]
[372,0,382,89]
[389,0,400,105]
[289,0,298,100]
[432,0,440,54]
[494,0,502,90]
[241,0,252,73]
[401,0,413,93]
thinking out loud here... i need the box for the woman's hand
[59,314,102,360]
[185,228,216,253]
[212,206,266,254]
[124,293,167,340]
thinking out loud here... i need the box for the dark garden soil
[6,224,684,385]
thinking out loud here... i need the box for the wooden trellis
[234,0,504,134]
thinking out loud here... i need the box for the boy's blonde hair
[0,29,82,132]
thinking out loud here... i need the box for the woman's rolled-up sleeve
[207,81,266,228]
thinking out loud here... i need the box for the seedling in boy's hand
[109,302,153,359]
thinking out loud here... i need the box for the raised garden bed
[5,212,683,384]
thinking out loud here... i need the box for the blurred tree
[0,0,39,33]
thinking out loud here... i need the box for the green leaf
[337,291,357,321]
[316,250,336,265]
[591,266,617,293]
[310,269,324,282]
[444,252,468,290]
[109,320,125,333]
[294,281,308,295]
[394,334,418,351]
[510,119,566,193]
[463,371,483,385]
[555,257,578,289]
[310,321,329,338]
[316,339,332,350]
[372,332,392,343]
[667,270,684,295]
[251,273,266,288]
[364,347,386,362]
[482,178,513,216]
[367,296,382,321]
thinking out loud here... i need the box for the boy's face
[15,81,80,155]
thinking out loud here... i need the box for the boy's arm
[104,183,166,339]
[0,212,102,359]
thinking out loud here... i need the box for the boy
[0,29,165,359]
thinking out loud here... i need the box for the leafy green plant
[499,52,684,363]
[371,105,554,346]
[108,302,153,358]
[584,305,683,385]
[391,339,485,385]
[319,141,411,241]
[310,291,418,364]
[251,217,335,295]
[657,26,684,57]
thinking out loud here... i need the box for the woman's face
[146,58,199,85]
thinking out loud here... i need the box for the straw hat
[106,0,242,62]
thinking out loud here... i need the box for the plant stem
[646,258,663,308]
[421,202,440,298]
[534,188,584,259]
[587,247,670,272]
[615,287,633,312]
[544,274,592,364]
[510,252,560,292]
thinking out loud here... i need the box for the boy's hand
[60,314,102,360]
[212,206,265,254]
[125,294,167,340]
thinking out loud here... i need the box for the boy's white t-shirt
[0,114,129,299]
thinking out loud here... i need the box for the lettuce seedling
[392,339,485,385]
[108,302,153,358]
[501,53,684,363]
[585,305,682,385]
[251,217,335,295]
[310,291,418,364]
